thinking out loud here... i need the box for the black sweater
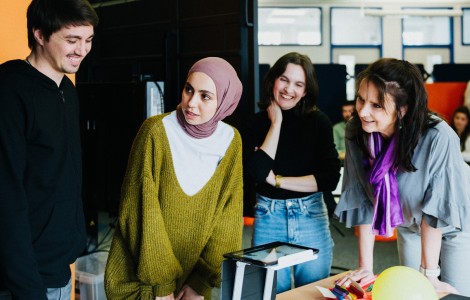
[0,60,86,299]
[242,107,341,199]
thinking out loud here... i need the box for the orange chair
[425,82,467,123]
[354,227,397,242]
[243,216,254,226]
[70,263,76,299]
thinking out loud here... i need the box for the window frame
[401,7,454,63]
[462,7,470,45]
[257,6,323,46]
[329,7,383,47]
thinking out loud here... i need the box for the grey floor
[329,217,399,275]
[83,211,399,299]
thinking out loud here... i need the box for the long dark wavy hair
[451,105,470,151]
[349,58,440,172]
[258,52,319,116]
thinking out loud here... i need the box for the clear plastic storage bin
[75,252,108,300]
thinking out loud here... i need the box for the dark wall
[355,63,429,82]
[314,64,347,125]
[78,0,258,222]
[432,64,470,82]
[79,0,257,117]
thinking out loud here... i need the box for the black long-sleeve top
[242,107,341,199]
[0,60,86,299]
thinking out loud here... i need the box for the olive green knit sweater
[104,113,243,299]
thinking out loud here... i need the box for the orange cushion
[425,82,467,122]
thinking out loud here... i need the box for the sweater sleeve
[185,131,244,298]
[241,114,274,183]
[334,132,375,227]
[104,118,184,299]
[313,113,341,191]
[0,80,47,299]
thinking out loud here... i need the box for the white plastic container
[75,252,108,300]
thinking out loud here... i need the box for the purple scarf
[367,132,403,237]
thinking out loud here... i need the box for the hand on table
[336,268,461,296]
[427,276,459,295]
[336,268,375,287]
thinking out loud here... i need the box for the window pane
[464,8,470,45]
[403,13,451,45]
[258,7,321,45]
[331,8,382,45]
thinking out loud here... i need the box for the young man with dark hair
[0,0,98,299]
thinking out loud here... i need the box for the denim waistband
[257,192,323,212]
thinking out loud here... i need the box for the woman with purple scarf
[335,58,470,296]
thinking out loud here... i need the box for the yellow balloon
[372,266,438,300]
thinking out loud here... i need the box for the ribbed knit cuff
[152,281,176,297]
[185,274,212,298]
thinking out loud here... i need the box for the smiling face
[180,72,218,125]
[356,80,400,139]
[272,63,307,110]
[34,25,94,79]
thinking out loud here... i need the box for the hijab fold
[176,57,243,139]
[367,132,403,237]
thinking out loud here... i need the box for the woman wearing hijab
[335,58,470,296]
[104,57,244,300]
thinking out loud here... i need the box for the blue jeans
[46,278,72,300]
[252,193,334,293]
[0,278,71,300]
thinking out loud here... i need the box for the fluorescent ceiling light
[362,8,463,17]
